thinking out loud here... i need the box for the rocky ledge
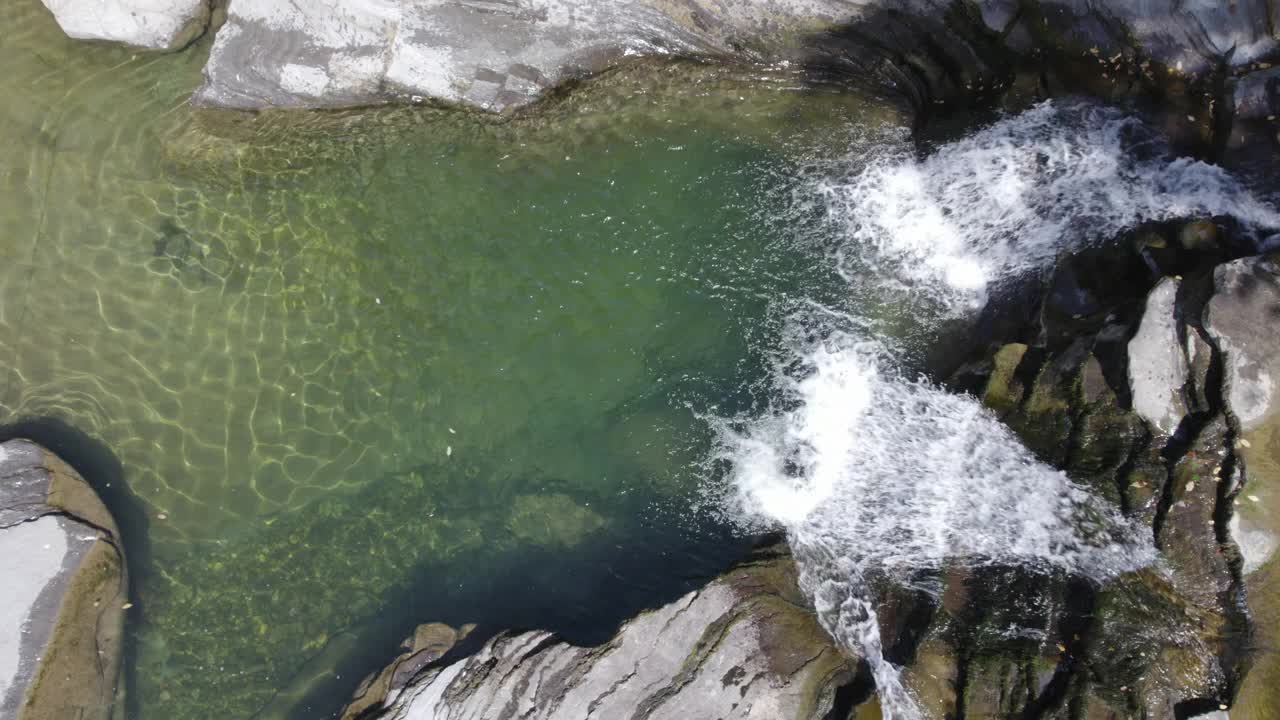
[39,0,210,51]
[33,0,1280,117]
[0,439,129,720]
[340,542,863,720]
[348,222,1280,720]
[945,221,1280,718]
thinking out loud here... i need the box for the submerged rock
[0,439,128,720]
[342,543,861,720]
[39,0,209,51]
[506,493,604,547]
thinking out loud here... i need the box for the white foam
[817,100,1280,315]
[711,99,1280,720]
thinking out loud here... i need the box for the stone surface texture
[1129,276,1189,435]
[188,0,1280,111]
[192,0,847,111]
[1235,67,1280,121]
[0,439,128,720]
[1202,254,1280,719]
[343,544,857,720]
[36,0,1279,110]
[40,0,210,51]
[1206,256,1280,433]
[1207,256,1280,573]
[1035,0,1278,75]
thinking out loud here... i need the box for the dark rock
[1202,254,1280,717]
[1180,219,1223,253]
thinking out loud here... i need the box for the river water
[6,2,1280,720]
[0,1,902,718]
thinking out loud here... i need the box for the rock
[341,623,470,720]
[1072,355,1146,505]
[981,343,1028,417]
[1091,570,1230,717]
[1204,255,1280,432]
[1235,67,1280,121]
[192,0,848,111]
[1180,219,1222,253]
[0,439,128,720]
[1205,255,1280,572]
[506,493,604,547]
[39,0,210,51]
[343,544,860,720]
[1159,415,1235,610]
[1202,255,1280,718]
[1129,277,1189,435]
[1009,0,1278,77]
[1234,555,1280,720]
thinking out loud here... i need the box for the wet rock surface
[0,439,128,720]
[39,0,209,51]
[929,221,1280,718]
[1202,254,1280,719]
[1128,277,1189,435]
[341,543,862,720]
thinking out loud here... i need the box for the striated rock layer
[341,543,861,720]
[0,439,129,720]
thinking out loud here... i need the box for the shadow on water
[0,415,154,720]
[280,511,756,720]
[798,3,1016,140]
[0,414,759,720]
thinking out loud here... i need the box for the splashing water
[713,100,1280,719]
[821,100,1280,312]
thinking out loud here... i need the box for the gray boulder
[0,439,129,720]
[1024,1,1278,76]
[342,544,859,720]
[192,0,847,111]
[188,0,1280,111]
[1129,277,1189,436]
[1198,254,1280,718]
[1235,67,1280,122]
[1205,255,1280,433]
[39,0,210,51]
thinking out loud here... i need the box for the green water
[0,2,904,717]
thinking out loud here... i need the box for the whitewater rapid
[712,100,1280,720]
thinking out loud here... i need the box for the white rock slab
[40,0,210,50]
[1128,277,1188,435]
[0,517,70,706]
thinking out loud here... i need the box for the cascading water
[711,100,1280,720]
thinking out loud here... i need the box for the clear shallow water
[14,2,1276,718]
[0,1,906,717]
